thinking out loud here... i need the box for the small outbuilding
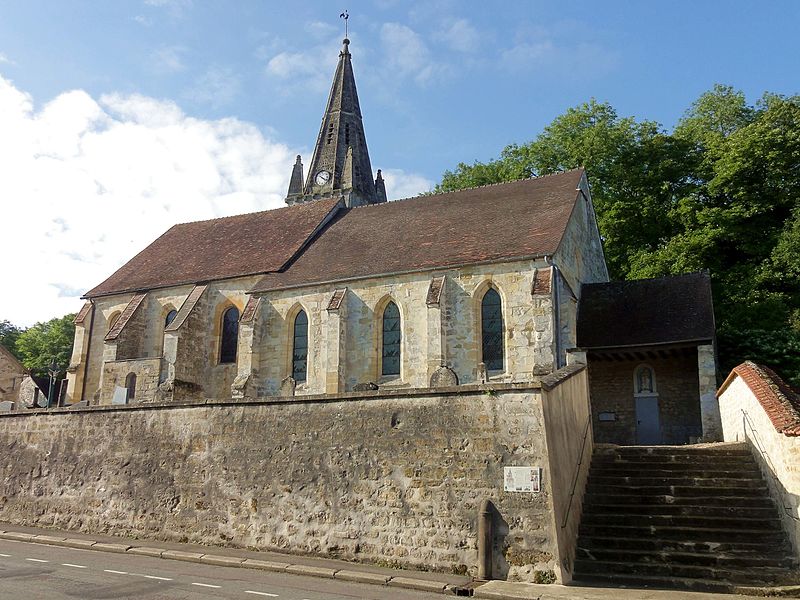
[577,271,721,445]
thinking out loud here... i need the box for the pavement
[0,522,792,600]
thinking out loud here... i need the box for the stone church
[7,36,786,590]
[65,37,719,445]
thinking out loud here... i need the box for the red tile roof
[84,198,341,298]
[718,361,800,436]
[251,169,585,292]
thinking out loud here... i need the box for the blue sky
[1,0,799,325]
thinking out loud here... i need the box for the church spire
[285,37,385,207]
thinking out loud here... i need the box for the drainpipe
[547,258,563,369]
[79,300,95,404]
[477,499,494,580]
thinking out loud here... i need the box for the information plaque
[503,466,542,493]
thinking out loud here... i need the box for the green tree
[433,87,800,385]
[15,314,75,377]
[0,320,23,359]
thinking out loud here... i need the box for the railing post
[478,499,493,580]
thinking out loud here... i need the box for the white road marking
[244,592,279,598]
[25,558,48,563]
[62,563,87,569]
[143,574,173,581]
[104,569,129,575]
[191,582,221,589]
[0,553,10,557]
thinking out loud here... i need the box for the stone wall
[253,260,557,397]
[719,375,800,554]
[588,353,702,445]
[0,383,580,583]
[101,358,162,403]
[540,366,592,583]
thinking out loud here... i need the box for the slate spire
[285,38,386,207]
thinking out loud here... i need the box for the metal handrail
[741,409,800,522]
[561,412,592,529]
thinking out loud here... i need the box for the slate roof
[577,271,714,349]
[251,169,585,292]
[84,198,341,298]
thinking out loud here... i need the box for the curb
[0,530,468,596]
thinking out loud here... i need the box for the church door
[635,396,661,444]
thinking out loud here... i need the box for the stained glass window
[481,288,504,371]
[292,310,308,382]
[165,309,178,327]
[382,301,401,376]
[220,306,239,364]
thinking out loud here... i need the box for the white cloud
[150,45,187,73]
[264,41,339,96]
[499,25,618,78]
[304,21,337,39]
[0,52,14,65]
[0,75,432,327]
[0,75,293,326]
[133,15,152,27]
[382,168,433,200]
[380,23,451,85]
[186,65,241,108]
[436,18,481,53]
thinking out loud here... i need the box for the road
[0,538,445,600]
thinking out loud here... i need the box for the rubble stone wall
[0,385,569,583]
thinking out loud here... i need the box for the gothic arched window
[381,301,401,377]
[125,372,137,401]
[219,306,239,364]
[481,287,504,372]
[292,310,308,382]
[165,309,178,327]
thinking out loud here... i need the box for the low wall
[0,382,577,582]
[719,371,800,554]
[540,365,592,584]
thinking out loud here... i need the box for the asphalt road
[0,538,444,600]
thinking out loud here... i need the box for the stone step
[588,475,766,488]
[592,457,758,472]
[573,557,794,585]
[575,546,797,569]
[584,493,776,507]
[571,571,788,595]
[581,512,783,531]
[579,523,786,544]
[575,535,792,556]
[582,502,778,519]
[586,483,770,498]
[589,465,762,477]
[595,444,750,457]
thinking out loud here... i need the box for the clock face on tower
[314,170,332,186]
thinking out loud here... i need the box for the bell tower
[285,38,386,207]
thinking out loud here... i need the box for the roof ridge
[350,167,585,210]
[171,197,339,227]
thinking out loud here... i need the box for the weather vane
[340,10,349,38]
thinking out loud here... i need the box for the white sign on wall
[503,467,542,493]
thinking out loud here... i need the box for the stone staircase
[573,443,799,593]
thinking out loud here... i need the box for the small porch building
[576,271,721,445]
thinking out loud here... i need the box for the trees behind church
[435,85,800,386]
[1,315,75,378]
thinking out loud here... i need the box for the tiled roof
[718,361,800,437]
[84,198,341,298]
[577,271,714,349]
[251,169,585,292]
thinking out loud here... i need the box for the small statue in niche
[637,366,654,394]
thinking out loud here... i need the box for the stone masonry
[0,374,592,584]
